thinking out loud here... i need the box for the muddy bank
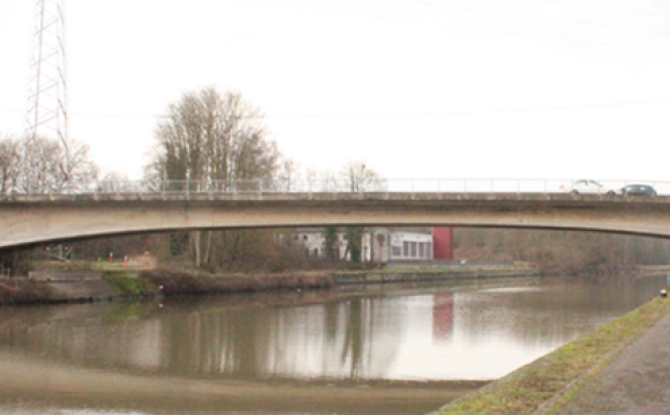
[0,265,538,306]
[0,350,484,415]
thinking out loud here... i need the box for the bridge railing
[6,179,670,196]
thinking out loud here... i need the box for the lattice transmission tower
[25,0,69,165]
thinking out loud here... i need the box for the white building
[293,227,434,263]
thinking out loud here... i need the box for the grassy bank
[432,294,670,415]
[102,273,159,297]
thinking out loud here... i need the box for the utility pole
[24,0,69,190]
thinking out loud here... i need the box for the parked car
[565,180,619,195]
[620,184,657,197]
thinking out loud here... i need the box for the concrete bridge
[1,192,670,249]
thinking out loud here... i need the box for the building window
[303,235,308,241]
[427,243,433,258]
[392,247,402,257]
[403,242,410,258]
[410,242,417,258]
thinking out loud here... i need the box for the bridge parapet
[4,178,670,197]
[1,192,669,206]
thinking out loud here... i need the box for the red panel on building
[433,227,454,260]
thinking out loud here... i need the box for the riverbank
[550,309,670,415]
[0,263,538,306]
[430,294,670,415]
[0,348,482,415]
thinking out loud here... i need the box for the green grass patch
[433,296,670,415]
[103,273,158,296]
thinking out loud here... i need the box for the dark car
[620,184,657,197]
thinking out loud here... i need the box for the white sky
[1,0,670,180]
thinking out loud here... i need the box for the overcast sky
[1,0,670,181]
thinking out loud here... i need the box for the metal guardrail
[5,179,670,196]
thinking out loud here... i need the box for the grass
[433,294,670,415]
[102,272,158,296]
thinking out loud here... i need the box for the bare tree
[96,172,132,193]
[338,162,385,263]
[148,87,279,186]
[304,167,320,192]
[276,158,300,192]
[320,170,341,193]
[147,87,281,267]
[0,134,20,194]
[339,161,386,192]
[0,133,97,194]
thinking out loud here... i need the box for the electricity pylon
[24,0,69,180]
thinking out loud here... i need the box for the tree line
[0,87,381,273]
[455,228,670,274]
[2,86,669,275]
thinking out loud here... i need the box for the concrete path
[555,312,670,415]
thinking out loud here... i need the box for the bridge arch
[1,193,670,249]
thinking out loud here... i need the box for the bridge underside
[1,193,670,248]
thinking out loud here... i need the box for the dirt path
[555,311,670,415]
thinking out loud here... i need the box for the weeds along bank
[0,265,538,305]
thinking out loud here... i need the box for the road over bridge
[1,192,670,249]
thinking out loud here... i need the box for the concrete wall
[2,193,670,248]
[28,271,103,282]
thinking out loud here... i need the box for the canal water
[0,276,666,415]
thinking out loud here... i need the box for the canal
[0,276,666,415]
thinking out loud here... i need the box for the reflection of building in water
[432,293,454,342]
